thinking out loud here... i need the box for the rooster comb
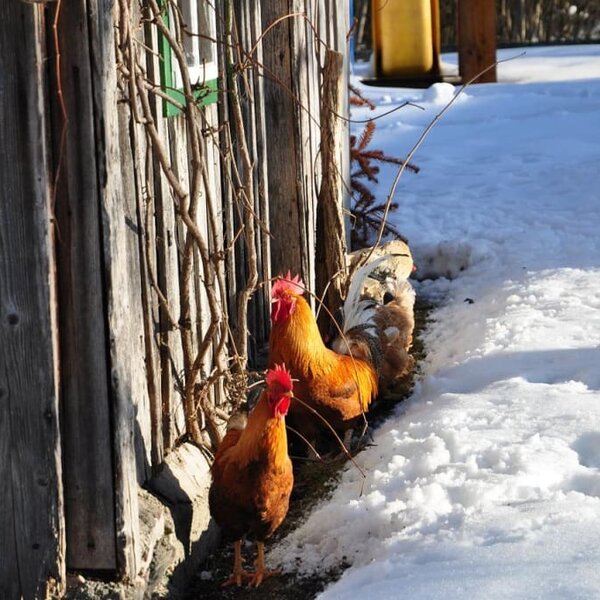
[271,271,305,298]
[265,363,293,393]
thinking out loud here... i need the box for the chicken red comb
[265,363,293,393]
[271,271,305,298]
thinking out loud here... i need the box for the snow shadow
[572,432,600,470]
[431,346,600,394]
[411,241,473,281]
[567,433,600,499]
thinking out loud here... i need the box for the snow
[271,46,600,598]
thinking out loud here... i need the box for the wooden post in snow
[458,0,497,83]
[316,49,347,334]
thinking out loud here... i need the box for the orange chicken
[209,365,294,587]
[268,273,378,446]
[269,259,414,448]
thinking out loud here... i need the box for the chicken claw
[221,540,252,587]
[248,542,280,587]
[222,571,252,588]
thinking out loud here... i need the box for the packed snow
[271,46,600,598]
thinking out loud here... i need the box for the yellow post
[372,0,440,78]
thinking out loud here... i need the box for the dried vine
[115,0,263,449]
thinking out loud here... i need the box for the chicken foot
[248,542,280,587]
[222,540,252,587]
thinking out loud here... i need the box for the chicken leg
[222,540,251,587]
[249,542,280,587]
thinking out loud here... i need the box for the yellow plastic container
[372,0,440,78]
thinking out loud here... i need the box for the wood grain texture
[458,0,497,83]
[232,0,272,358]
[201,102,226,404]
[325,0,351,247]
[291,0,320,295]
[0,2,65,598]
[261,0,306,283]
[51,0,117,572]
[145,21,186,450]
[89,0,146,577]
[315,50,347,332]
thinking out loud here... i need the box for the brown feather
[209,391,293,543]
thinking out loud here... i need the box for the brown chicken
[269,258,415,448]
[209,365,294,587]
[268,272,378,447]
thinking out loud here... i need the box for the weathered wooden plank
[51,0,117,572]
[170,109,220,434]
[215,87,239,350]
[261,0,305,282]
[201,102,227,404]
[134,123,164,471]
[88,0,146,577]
[191,216,210,419]
[234,0,272,357]
[0,4,65,598]
[458,0,497,83]
[111,2,160,478]
[168,116,194,430]
[323,0,351,248]
[315,50,347,332]
[192,133,211,393]
[290,0,319,294]
[248,4,273,353]
[112,4,163,476]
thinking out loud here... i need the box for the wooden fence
[0,0,349,596]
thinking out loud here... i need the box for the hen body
[209,367,294,587]
[270,293,377,442]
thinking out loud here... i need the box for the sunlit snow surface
[270,46,600,598]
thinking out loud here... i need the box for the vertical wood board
[201,103,227,404]
[324,0,351,246]
[145,21,186,450]
[0,3,65,598]
[168,117,193,426]
[261,0,305,282]
[232,0,272,357]
[293,0,320,294]
[315,50,347,331]
[89,0,145,576]
[52,0,117,571]
[458,0,497,83]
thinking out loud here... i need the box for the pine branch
[349,114,418,247]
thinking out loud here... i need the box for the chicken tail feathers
[343,255,392,329]
[331,251,416,386]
